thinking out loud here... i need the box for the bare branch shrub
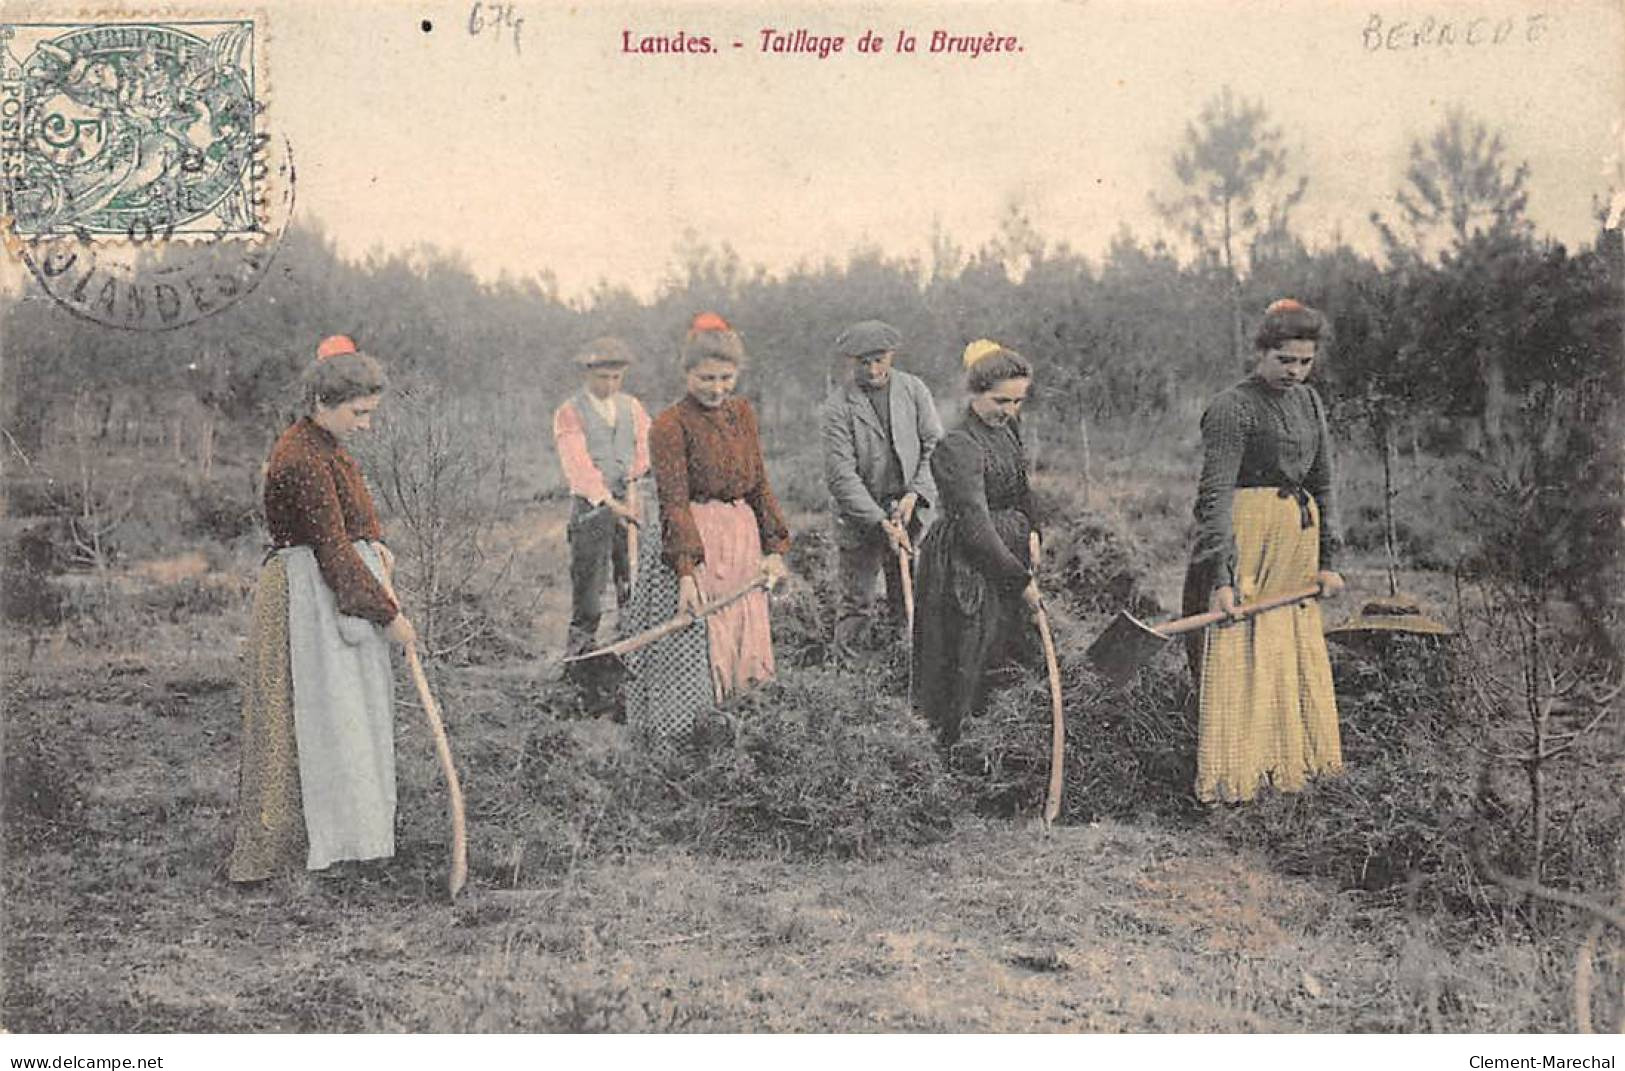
[355,381,522,664]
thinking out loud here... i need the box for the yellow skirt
[1197,489,1341,802]
[227,556,305,881]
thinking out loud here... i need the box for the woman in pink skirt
[621,313,791,752]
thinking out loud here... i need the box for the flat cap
[574,337,636,368]
[834,320,901,360]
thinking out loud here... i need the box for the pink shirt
[552,393,652,504]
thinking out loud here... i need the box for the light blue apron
[280,540,395,870]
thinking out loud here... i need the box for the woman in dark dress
[912,340,1042,746]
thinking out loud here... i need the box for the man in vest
[553,338,652,681]
[820,319,943,657]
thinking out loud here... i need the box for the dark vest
[574,391,637,493]
[864,381,907,501]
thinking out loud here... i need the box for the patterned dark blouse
[911,407,1037,744]
[1192,377,1337,587]
[649,395,792,578]
[263,418,398,626]
[930,412,1034,591]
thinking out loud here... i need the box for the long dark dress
[911,409,1036,745]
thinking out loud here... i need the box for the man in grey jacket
[820,320,943,655]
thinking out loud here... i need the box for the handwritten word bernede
[1361,11,1548,51]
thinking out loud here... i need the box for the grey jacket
[820,370,943,548]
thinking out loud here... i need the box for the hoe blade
[1086,609,1170,687]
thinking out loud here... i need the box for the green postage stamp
[1,17,291,329]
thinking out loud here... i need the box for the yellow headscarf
[962,338,1004,370]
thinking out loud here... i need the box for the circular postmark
[1,20,293,330]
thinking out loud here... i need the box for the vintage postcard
[1,0,1622,1050]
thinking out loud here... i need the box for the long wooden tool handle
[564,572,769,663]
[1030,532,1065,826]
[625,482,640,592]
[377,558,467,899]
[1037,608,1064,825]
[407,646,468,899]
[897,545,915,639]
[1155,584,1324,638]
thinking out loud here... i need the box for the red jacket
[264,418,398,625]
[650,395,791,577]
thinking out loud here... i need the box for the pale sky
[10,0,1625,300]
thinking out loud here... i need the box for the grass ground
[0,492,1571,1033]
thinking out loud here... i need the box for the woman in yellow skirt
[229,336,419,882]
[1182,299,1346,802]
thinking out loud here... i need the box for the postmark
[0,17,292,330]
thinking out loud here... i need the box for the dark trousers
[834,511,921,653]
[566,496,631,658]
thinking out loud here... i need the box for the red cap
[316,334,358,361]
[689,312,731,334]
[1265,298,1305,315]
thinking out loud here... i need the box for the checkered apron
[1197,489,1342,802]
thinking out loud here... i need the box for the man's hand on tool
[880,518,912,556]
[1315,570,1346,599]
[607,497,639,526]
[1211,585,1240,622]
[890,493,918,528]
[1022,577,1043,616]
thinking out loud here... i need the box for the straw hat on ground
[1326,594,1452,639]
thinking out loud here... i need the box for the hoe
[1087,584,1325,687]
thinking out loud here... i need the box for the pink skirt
[622,498,775,750]
[692,499,775,700]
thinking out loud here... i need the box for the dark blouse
[1192,377,1337,586]
[649,395,792,578]
[264,418,398,626]
[931,411,1034,591]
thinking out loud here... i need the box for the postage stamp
[0,16,292,330]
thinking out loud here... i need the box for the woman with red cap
[1182,299,1346,803]
[620,314,791,753]
[228,336,419,883]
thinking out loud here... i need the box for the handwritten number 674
[469,1,524,54]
